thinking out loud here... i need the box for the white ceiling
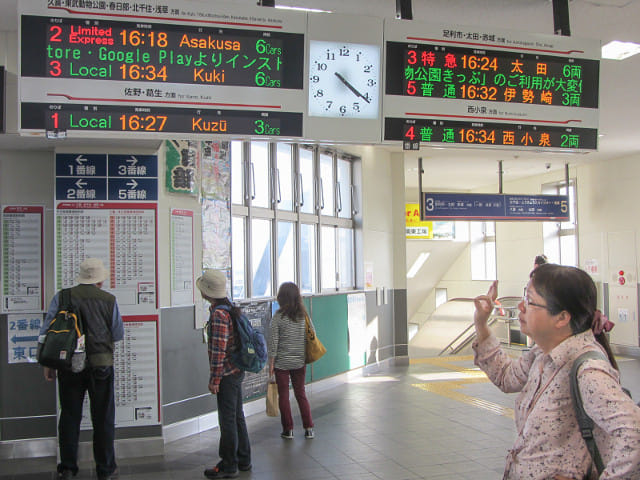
[1,0,639,190]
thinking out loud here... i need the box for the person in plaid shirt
[197,269,251,479]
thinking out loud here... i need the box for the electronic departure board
[385,117,597,150]
[21,103,302,137]
[21,15,304,90]
[386,41,599,109]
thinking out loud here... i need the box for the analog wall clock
[308,40,381,119]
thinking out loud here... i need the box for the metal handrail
[436,296,521,356]
[438,316,501,356]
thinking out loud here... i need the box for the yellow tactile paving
[410,355,515,419]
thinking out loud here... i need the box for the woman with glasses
[472,263,640,480]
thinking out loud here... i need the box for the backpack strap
[60,288,72,309]
[570,350,608,477]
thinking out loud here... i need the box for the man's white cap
[76,258,109,284]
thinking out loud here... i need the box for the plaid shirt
[207,305,239,387]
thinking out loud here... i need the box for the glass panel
[299,223,316,293]
[560,235,577,266]
[321,226,336,290]
[277,221,296,285]
[338,227,354,288]
[299,148,315,214]
[231,141,243,205]
[319,152,334,215]
[276,143,293,211]
[485,239,497,280]
[231,216,245,299]
[250,142,270,208]
[251,218,271,297]
[337,158,351,219]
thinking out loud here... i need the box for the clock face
[308,41,380,119]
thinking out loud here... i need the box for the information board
[18,0,306,139]
[55,202,158,315]
[239,300,271,400]
[22,103,302,138]
[80,315,160,428]
[170,209,194,306]
[386,42,599,108]
[2,206,44,313]
[385,117,597,150]
[421,192,569,220]
[55,153,158,201]
[383,20,600,152]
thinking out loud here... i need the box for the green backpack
[37,289,85,372]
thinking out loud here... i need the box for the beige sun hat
[76,258,109,284]
[196,269,228,299]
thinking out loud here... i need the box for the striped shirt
[268,311,306,370]
[207,305,240,387]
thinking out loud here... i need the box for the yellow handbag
[304,315,327,364]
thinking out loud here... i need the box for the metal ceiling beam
[552,0,571,36]
[396,0,413,20]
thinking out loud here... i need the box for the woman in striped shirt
[268,282,315,439]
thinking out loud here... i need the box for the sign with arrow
[56,177,107,200]
[56,153,107,177]
[7,314,43,364]
[108,154,158,178]
[108,178,158,201]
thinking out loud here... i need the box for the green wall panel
[306,295,349,381]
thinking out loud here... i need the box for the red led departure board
[386,42,599,109]
[21,15,304,89]
[385,117,597,150]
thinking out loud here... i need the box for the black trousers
[57,366,117,477]
[216,371,251,472]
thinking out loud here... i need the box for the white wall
[345,145,406,292]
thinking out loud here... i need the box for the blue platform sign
[108,155,158,178]
[422,192,569,221]
[56,177,107,201]
[108,178,158,201]
[56,153,107,177]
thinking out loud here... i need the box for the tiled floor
[2,353,639,480]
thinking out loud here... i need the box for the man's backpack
[215,305,267,373]
[37,289,86,372]
[570,350,635,477]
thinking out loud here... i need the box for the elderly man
[40,258,124,480]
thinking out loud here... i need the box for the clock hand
[334,72,371,103]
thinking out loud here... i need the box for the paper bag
[266,381,279,417]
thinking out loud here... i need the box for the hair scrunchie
[592,309,615,335]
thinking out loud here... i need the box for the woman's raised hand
[473,280,498,342]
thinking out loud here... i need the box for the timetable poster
[239,301,272,400]
[79,315,160,428]
[1,205,44,313]
[55,202,158,315]
[170,209,194,306]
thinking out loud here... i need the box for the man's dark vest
[69,284,117,367]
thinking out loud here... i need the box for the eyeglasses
[522,287,550,311]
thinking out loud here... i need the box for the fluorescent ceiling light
[407,252,430,279]
[601,41,640,60]
[275,5,332,13]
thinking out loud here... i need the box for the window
[276,143,293,211]
[231,217,245,299]
[470,221,496,280]
[227,142,358,298]
[231,141,244,205]
[543,181,577,266]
